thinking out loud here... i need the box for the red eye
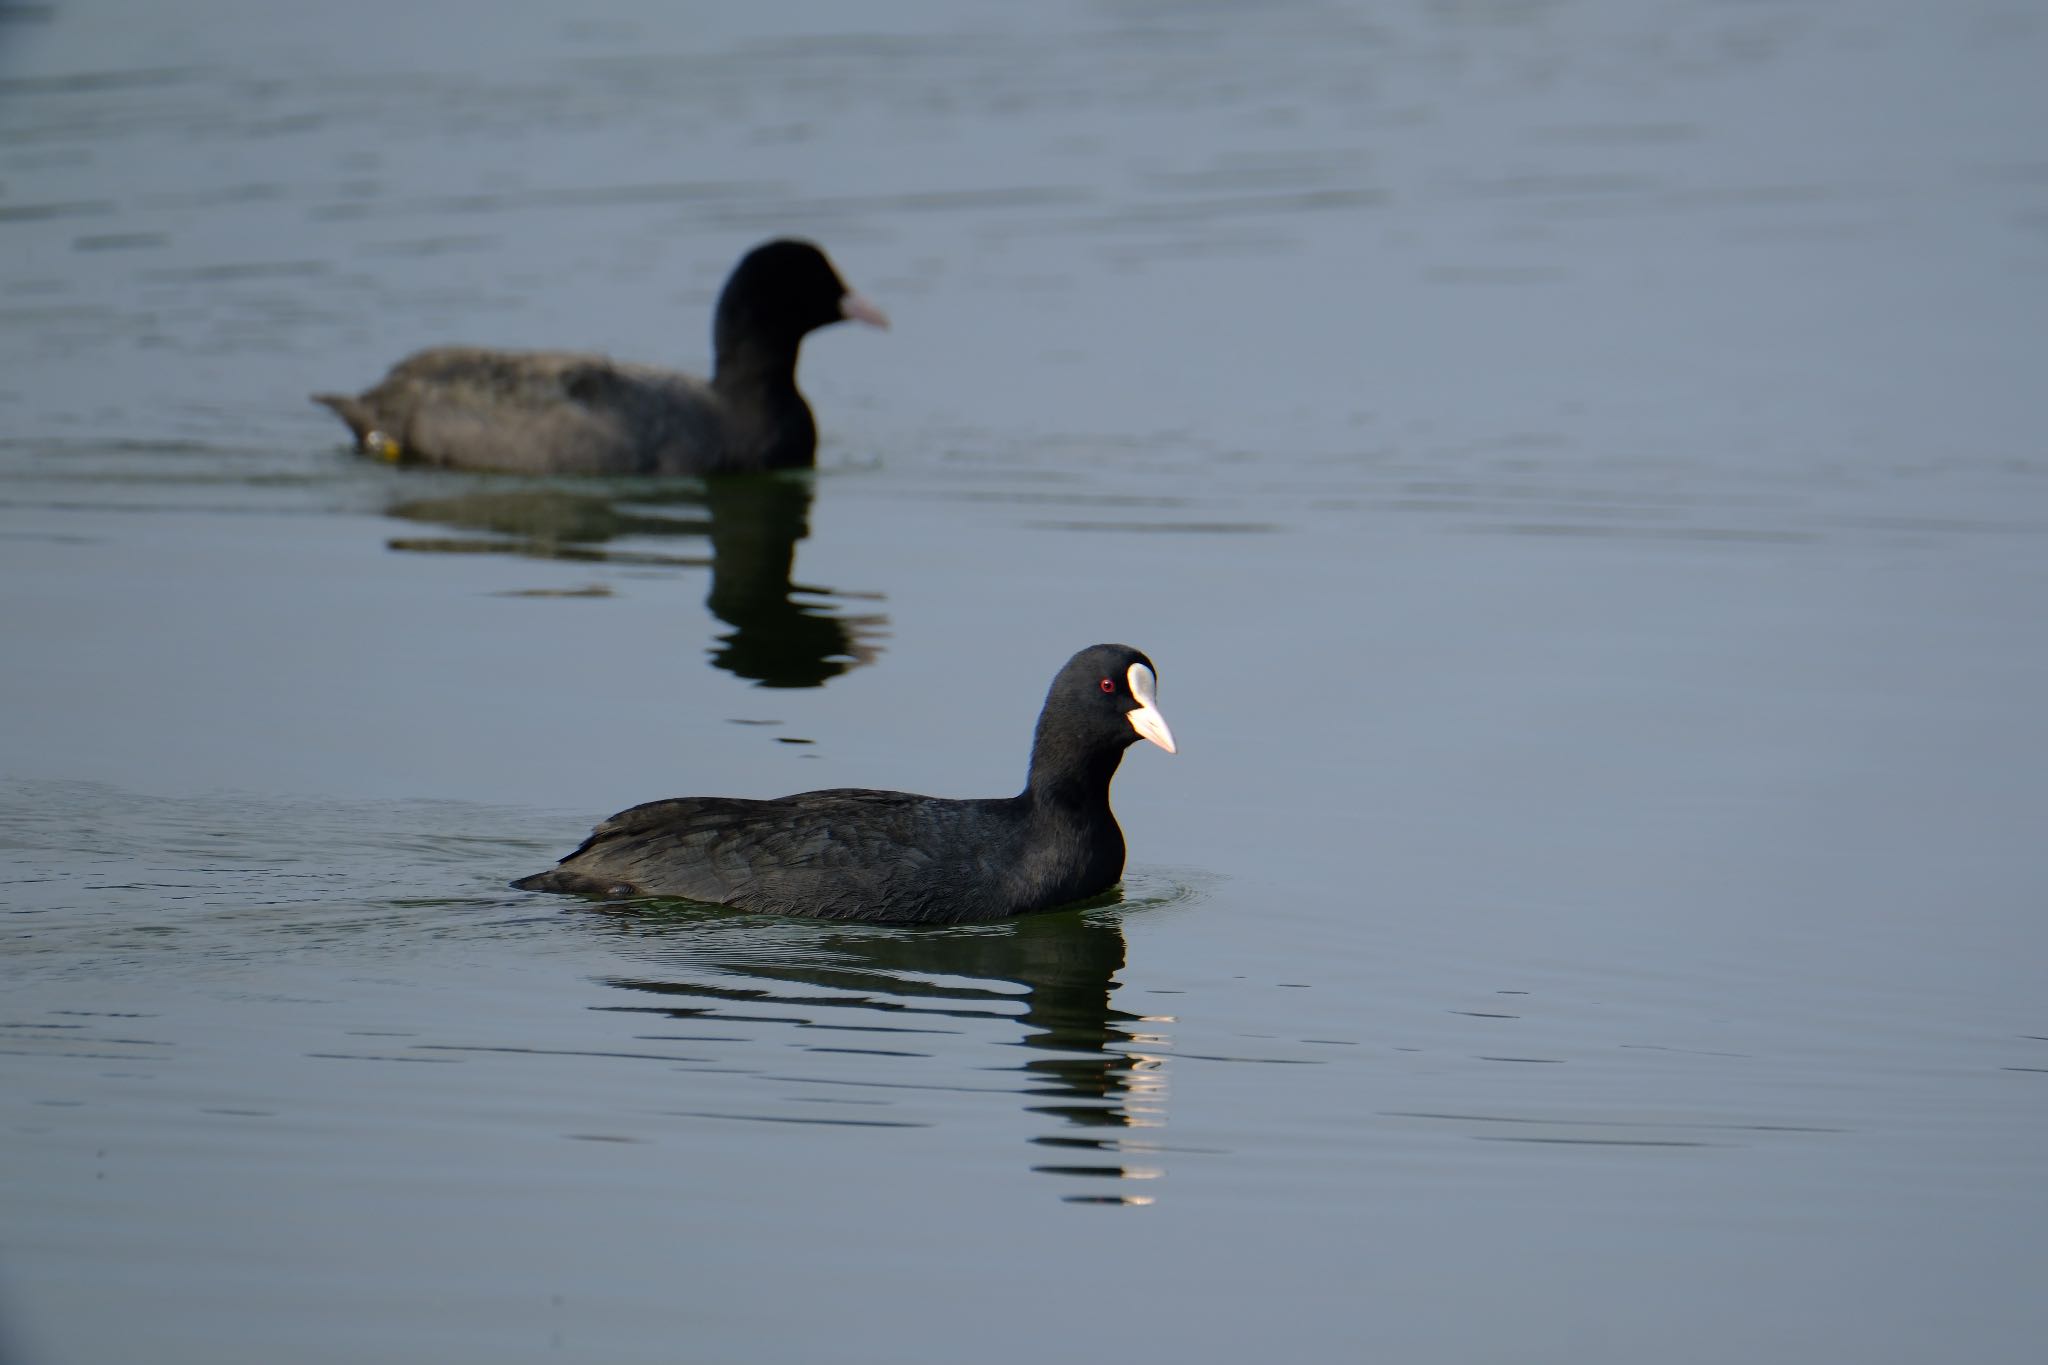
[1100,678,1115,693]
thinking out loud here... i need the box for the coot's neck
[1022,735,1131,906]
[711,332,816,470]
[711,325,804,391]
[1024,737,1129,814]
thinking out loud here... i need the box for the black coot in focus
[311,239,886,476]
[512,644,1176,923]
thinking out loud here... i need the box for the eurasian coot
[312,239,886,475]
[512,644,1175,922]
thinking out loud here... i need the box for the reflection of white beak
[1125,662,1176,754]
[840,292,890,329]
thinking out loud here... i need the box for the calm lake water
[4,2,2046,1362]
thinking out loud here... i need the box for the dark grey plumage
[312,239,885,475]
[513,644,1176,923]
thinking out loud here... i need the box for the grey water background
[3,0,2045,1360]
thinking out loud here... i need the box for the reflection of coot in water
[593,904,1166,1198]
[700,474,881,688]
[383,473,884,688]
[514,644,1176,922]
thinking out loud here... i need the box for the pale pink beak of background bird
[841,292,889,329]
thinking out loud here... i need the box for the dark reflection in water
[385,472,886,687]
[588,900,1173,1204]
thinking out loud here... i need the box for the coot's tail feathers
[510,868,642,898]
[310,392,374,443]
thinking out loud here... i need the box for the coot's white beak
[1125,662,1176,754]
[840,292,890,329]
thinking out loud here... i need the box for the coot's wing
[566,360,728,474]
[327,350,723,474]
[558,795,791,904]
[542,790,1003,921]
[378,348,605,404]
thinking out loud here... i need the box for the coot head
[714,239,889,359]
[1029,643,1176,792]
